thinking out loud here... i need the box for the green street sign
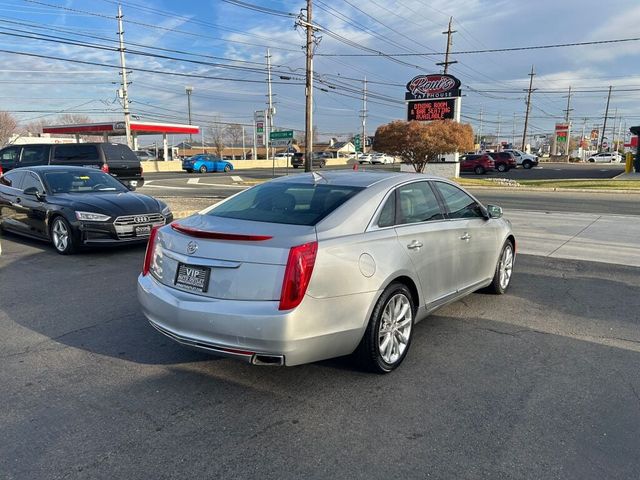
[270,130,293,140]
[556,136,566,142]
[353,135,361,152]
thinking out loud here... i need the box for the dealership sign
[405,74,461,100]
[407,98,455,121]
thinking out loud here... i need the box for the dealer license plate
[135,225,151,236]
[175,263,210,293]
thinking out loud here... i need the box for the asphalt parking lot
[1,232,639,479]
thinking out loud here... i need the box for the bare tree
[225,124,243,160]
[210,119,226,158]
[0,111,18,146]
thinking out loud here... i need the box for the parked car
[587,152,623,163]
[291,152,326,169]
[134,150,156,162]
[460,154,495,174]
[138,171,515,373]
[0,166,172,254]
[502,149,538,169]
[182,155,233,173]
[487,152,517,172]
[0,142,144,188]
[358,153,373,164]
[275,152,294,160]
[370,153,395,164]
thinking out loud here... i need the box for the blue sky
[1,0,640,145]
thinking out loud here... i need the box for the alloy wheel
[378,293,412,364]
[499,244,514,290]
[52,219,69,252]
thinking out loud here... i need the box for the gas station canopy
[43,121,199,137]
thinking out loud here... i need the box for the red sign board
[408,98,455,121]
[405,74,461,100]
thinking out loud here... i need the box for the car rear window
[101,143,139,162]
[208,182,364,226]
[53,145,99,162]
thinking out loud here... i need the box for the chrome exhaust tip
[252,354,285,366]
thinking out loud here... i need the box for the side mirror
[23,186,45,200]
[486,204,503,219]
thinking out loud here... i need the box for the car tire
[486,240,515,294]
[522,160,533,169]
[497,163,507,172]
[320,161,326,168]
[474,165,485,175]
[224,164,231,173]
[354,282,415,374]
[293,165,299,169]
[199,165,208,173]
[50,216,76,255]
[587,158,595,163]
[185,169,193,173]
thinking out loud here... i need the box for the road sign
[254,110,265,146]
[271,139,292,147]
[270,130,293,140]
[353,134,361,152]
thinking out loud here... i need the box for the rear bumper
[137,274,377,366]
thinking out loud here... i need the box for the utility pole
[521,65,536,151]
[563,86,572,161]
[266,48,274,165]
[512,113,516,148]
[599,86,612,152]
[185,86,193,143]
[436,17,457,74]
[242,125,246,160]
[478,107,483,147]
[117,4,132,149]
[581,117,587,161]
[302,0,314,172]
[361,77,367,154]
[496,112,501,150]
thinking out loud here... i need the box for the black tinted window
[53,145,99,162]
[101,143,139,162]
[397,182,443,224]
[209,182,363,226]
[434,182,484,219]
[1,147,20,161]
[20,145,49,165]
[0,170,24,188]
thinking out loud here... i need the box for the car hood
[49,192,162,216]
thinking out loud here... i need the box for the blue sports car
[182,155,234,174]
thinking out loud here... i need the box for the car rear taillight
[140,166,143,174]
[142,226,160,276]
[279,241,318,311]
[101,164,110,174]
[0,164,3,176]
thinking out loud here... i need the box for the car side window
[397,182,444,225]
[434,182,485,220]
[20,145,49,166]
[20,172,44,193]
[1,146,21,161]
[377,191,396,228]
[0,170,25,189]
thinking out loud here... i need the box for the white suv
[503,149,538,169]
[587,152,623,163]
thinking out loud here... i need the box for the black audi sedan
[0,166,172,254]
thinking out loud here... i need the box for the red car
[460,154,495,175]
[487,152,517,172]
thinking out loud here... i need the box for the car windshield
[42,169,129,194]
[208,182,364,226]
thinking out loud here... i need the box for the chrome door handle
[460,233,471,241]
[407,241,423,250]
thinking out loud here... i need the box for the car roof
[270,170,449,189]
[20,165,102,173]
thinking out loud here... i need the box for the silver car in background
[138,171,515,373]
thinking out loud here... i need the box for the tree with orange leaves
[374,120,473,173]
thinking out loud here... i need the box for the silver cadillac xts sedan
[138,171,515,373]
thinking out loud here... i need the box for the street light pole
[185,86,193,144]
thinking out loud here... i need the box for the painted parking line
[187,178,200,184]
[231,175,243,182]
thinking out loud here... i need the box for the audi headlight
[161,205,171,217]
[75,211,111,222]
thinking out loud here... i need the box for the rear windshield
[53,145,99,162]
[101,143,139,162]
[208,182,364,226]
